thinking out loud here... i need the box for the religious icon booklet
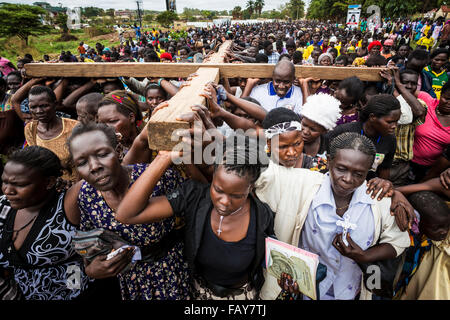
[265,237,319,300]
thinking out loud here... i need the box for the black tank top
[196,205,257,287]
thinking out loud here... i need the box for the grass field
[0,29,122,64]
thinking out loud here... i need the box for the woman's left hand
[366,177,394,200]
[332,233,367,264]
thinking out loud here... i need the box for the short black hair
[67,122,117,158]
[430,47,449,60]
[408,191,450,225]
[292,51,303,63]
[359,94,400,122]
[366,55,387,67]
[7,71,22,81]
[335,55,349,65]
[262,107,300,129]
[400,68,419,79]
[29,85,56,103]
[263,40,272,49]
[338,76,364,104]
[144,83,167,99]
[329,48,338,56]
[77,92,103,114]
[279,53,291,61]
[8,146,62,178]
[255,53,268,63]
[408,49,430,62]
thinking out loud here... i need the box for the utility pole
[136,0,142,28]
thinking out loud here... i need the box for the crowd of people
[0,18,449,301]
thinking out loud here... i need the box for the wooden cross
[24,42,386,150]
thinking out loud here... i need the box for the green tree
[82,6,104,18]
[156,10,179,26]
[143,14,154,22]
[287,0,305,20]
[254,0,265,16]
[201,10,217,20]
[55,12,69,33]
[232,6,242,19]
[246,0,255,16]
[106,8,115,17]
[0,3,51,45]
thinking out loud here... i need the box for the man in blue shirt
[249,60,303,114]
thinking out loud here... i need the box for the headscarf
[160,52,173,61]
[264,121,302,140]
[301,93,341,131]
[102,90,143,128]
[368,40,383,52]
[318,52,334,65]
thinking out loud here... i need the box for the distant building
[33,1,67,24]
[115,10,135,17]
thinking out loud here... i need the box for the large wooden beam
[147,67,220,150]
[25,63,385,81]
[147,41,233,150]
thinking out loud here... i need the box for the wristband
[158,78,164,86]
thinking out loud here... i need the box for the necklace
[336,203,350,211]
[6,214,38,254]
[216,205,245,236]
[436,108,450,117]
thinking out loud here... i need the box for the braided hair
[328,132,376,164]
[214,134,266,184]
[8,146,62,178]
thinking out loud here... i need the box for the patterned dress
[77,163,191,300]
[0,193,91,300]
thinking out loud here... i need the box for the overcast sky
[4,0,310,12]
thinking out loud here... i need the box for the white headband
[264,121,302,140]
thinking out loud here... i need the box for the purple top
[336,113,359,126]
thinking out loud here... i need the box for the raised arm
[393,68,426,119]
[115,152,175,225]
[223,87,267,122]
[159,79,179,98]
[241,78,260,98]
[53,78,69,104]
[11,77,44,121]
[396,177,450,198]
[62,79,96,110]
[122,122,154,165]
[202,83,257,131]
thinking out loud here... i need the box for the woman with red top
[411,81,450,182]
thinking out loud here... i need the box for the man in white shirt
[249,60,303,114]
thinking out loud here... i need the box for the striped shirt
[394,99,427,161]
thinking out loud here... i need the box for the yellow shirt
[303,44,315,60]
[25,118,79,181]
[417,37,435,50]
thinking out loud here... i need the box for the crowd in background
[0,18,449,301]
